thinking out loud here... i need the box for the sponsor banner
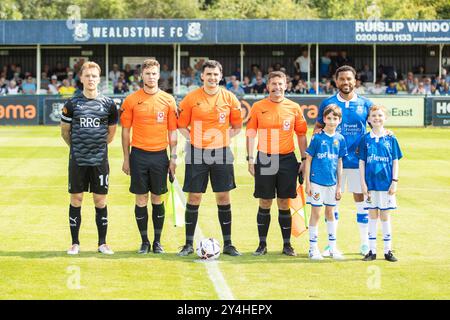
[370,97,424,127]
[240,96,321,125]
[0,96,39,125]
[43,96,126,125]
[2,20,449,45]
[431,97,450,126]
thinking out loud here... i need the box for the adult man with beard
[314,65,374,257]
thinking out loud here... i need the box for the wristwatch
[170,154,177,159]
[246,156,254,161]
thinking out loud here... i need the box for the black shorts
[183,145,236,193]
[129,147,169,195]
[68,158,109,194]
[254,151,299,199]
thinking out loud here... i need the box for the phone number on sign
[356,33,412,42]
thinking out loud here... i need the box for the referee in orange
[121,58,178,254]
[177,60,243,256]
[246,71,308,256]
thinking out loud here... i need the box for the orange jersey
[177,87,243,149]
[120,88,178,152]
[246,98,307,154]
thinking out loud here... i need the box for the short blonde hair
[369,105,388,116]
[80,61,101,76]
[142,58,160,71]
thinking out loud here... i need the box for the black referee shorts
[68,158,109,195]
[129,147,169,195]
[183,145,236,193]
[253,151,299,199]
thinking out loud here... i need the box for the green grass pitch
[0,126,449,300]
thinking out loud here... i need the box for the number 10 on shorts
[99,174,109,187]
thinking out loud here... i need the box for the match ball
[196,238,221,260]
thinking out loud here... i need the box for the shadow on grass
[0,250,365,264]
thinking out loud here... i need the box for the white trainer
[322,245,331,257]
[330,248,345,260]
[309,249,324,260]
[98,244,114,255]
[67,244,80,255]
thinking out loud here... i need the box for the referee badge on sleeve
[157,111,165,123]
[283,119,291,131]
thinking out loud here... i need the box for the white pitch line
[194,226,235,300]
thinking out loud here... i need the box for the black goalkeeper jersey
[61,93,118,166]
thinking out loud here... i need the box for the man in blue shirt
[314,65,374,256]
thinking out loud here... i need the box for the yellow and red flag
[289,184,308,237]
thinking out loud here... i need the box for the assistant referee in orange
[246,71,308,256]
[121,58,178,254]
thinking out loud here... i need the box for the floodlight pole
[307,43,311,86]
[316,43,319,95]
[105,44,109,94]
[177,44,181,95]
[173,44,177,94]
[36,44,41,94]
[373,44,376,83]
[240,44,244,82]
[439,44,444,78]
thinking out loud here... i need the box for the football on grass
[196,238,221,260]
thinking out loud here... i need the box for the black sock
[278,209,292,246]
[152,203,165,243]
[95,206,108,246]
[257,207,271,246]
[185,204,199,246]
[69,205,81,245]
[218,204,232,247]
[135,205,149,244]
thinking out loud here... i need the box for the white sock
[356,202,369,247]
[334,201,340,229]
[368,218,378,254]
[382,220,392,254]
[327,220,337,252]
[309,226,318,252]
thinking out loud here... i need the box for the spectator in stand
[294,80,308,94]
[411,82,427,95]
[385,81,398,95]
[67,71,76,87]
[129,82,141,93]
[40,72,50,92]
[231,65,241,81]
[22,75,36,94]
[249,64,260,84]
[423,77,432,93]
[294,50,311,81]
[114,81,129,94]
[369,81,385,95]
[285,81,295,95]
[405,72,415,93]
[53,62,67,81]
[336,50,353,68]
[48,75,60,94]
[109,64,121,85]
[160,63,172,91]
[226,75,237,90]
[360,64,374,83]
[415,65,426,77]
[354,78,366,94]
[251,71,265,86]
[228,80,245,97]
[124,64,133,83]
[6,80,21,94]
[323,79,336,95]
[397,79,407,92]
[242,76,253,94]
[264,66,274,83]
[129,69,141,84]
[319,51,332,78]
[308,79,323,94]
[436,77,447,94]
[0,77,7,95]
[291,73,301,87]
[251,76,266,94]
[430,84,440,95]
[14,65,25,81]
[58,79,76,97]
[6,63,16,81]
